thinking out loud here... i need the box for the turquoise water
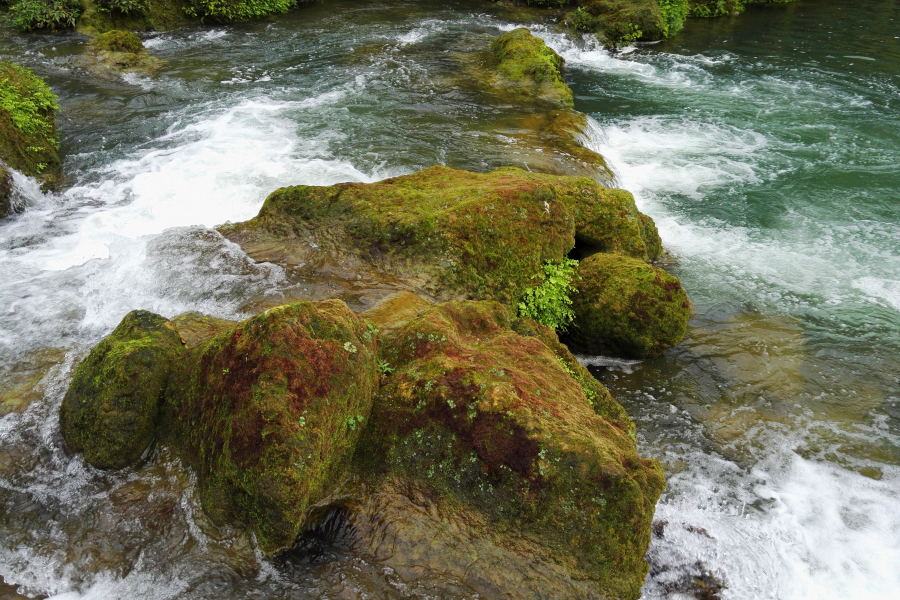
[1,1,898,598]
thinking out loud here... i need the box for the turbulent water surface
[1,0,898,598]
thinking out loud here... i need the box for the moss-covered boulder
[563,253,690,358]
[164,300,379,553]
[0,62,62,189]
[356,300,665,599]
[490,28,573,109]
[76,30,166,77]
[221,166,662,309]
[59,311,184,469]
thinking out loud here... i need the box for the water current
[1,0,898,598]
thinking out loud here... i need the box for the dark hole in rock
[275,504,355,571]
[567,236,605,261]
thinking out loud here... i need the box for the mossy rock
[563,253,691,358]
[90,29,145,54]
[77,29,166,77]
[164,300,379,554]
[0,165,12,219]
[221,166,662,309]
[689,0,743,18]
[490,28,573,109]
[169,311,238,348]
[59,311,184,469]
[0,62,62,189]
[357,300,665,599]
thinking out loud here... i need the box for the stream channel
[1,0,899,598]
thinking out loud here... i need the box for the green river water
[0,1,898,598]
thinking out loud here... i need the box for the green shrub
[97,0,149,15]
[517,258,579,332]
[689,0,743,18]
[184,0,295,20]
[656,0,689,37]
[0,62,59,144]
[8,0,82,31]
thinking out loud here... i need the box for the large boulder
[0,62,62,189]
[59,311,184,469]
[221,166,662,308]
[164,300,379,553]
[355,300,666,599]
[563,253,691,358]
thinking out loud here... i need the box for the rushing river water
[1,0,899,598]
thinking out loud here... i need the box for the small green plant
[97,0,149,15]
[517,258,579,332]
[657,0,690,37]
[377,360,393,375]
[222,368,230,374]
[346,415,365,431]
[343,341,357,353]
[8,0,82,31]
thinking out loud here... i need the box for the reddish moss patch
[357,300,665,599]
[164,300,379,553]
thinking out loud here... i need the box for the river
[1,0,898,598]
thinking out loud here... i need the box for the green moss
[164,300,379,554]
[222,166,661,310]
[90,29,146,54]
[59,311,184,470]
[357,300,664,599]
[490,28,573,109]
[0,62,62,188]
[183,0,294,21]
[562,253,691,358]
[572,0,665,44]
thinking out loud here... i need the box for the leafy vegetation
[96,0,150,16]
[656,0,689,37]
[517,258,579,332]
[184,0,294,21]
[7,0,82,31]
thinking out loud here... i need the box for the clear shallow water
[1,1,899,598]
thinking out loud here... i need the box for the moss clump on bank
[164,301,379,554]
[59,311,184,469]
[491,27,573,108]
[221,166,661,309]
[91,29,146,53]
[358,300,665,599]
[0,62,62,189]
[562,253,690,358]
[75,0,194,34]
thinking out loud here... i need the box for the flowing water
[1,0,898,598]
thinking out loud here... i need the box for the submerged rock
[75,30,166,78]
[164,300,379,554]
[0,62,62,189]
[0,347,68,416]
[563,253,691,358]
[221,166,661,308]
[59,311,184,469]
[356,300,665,599]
